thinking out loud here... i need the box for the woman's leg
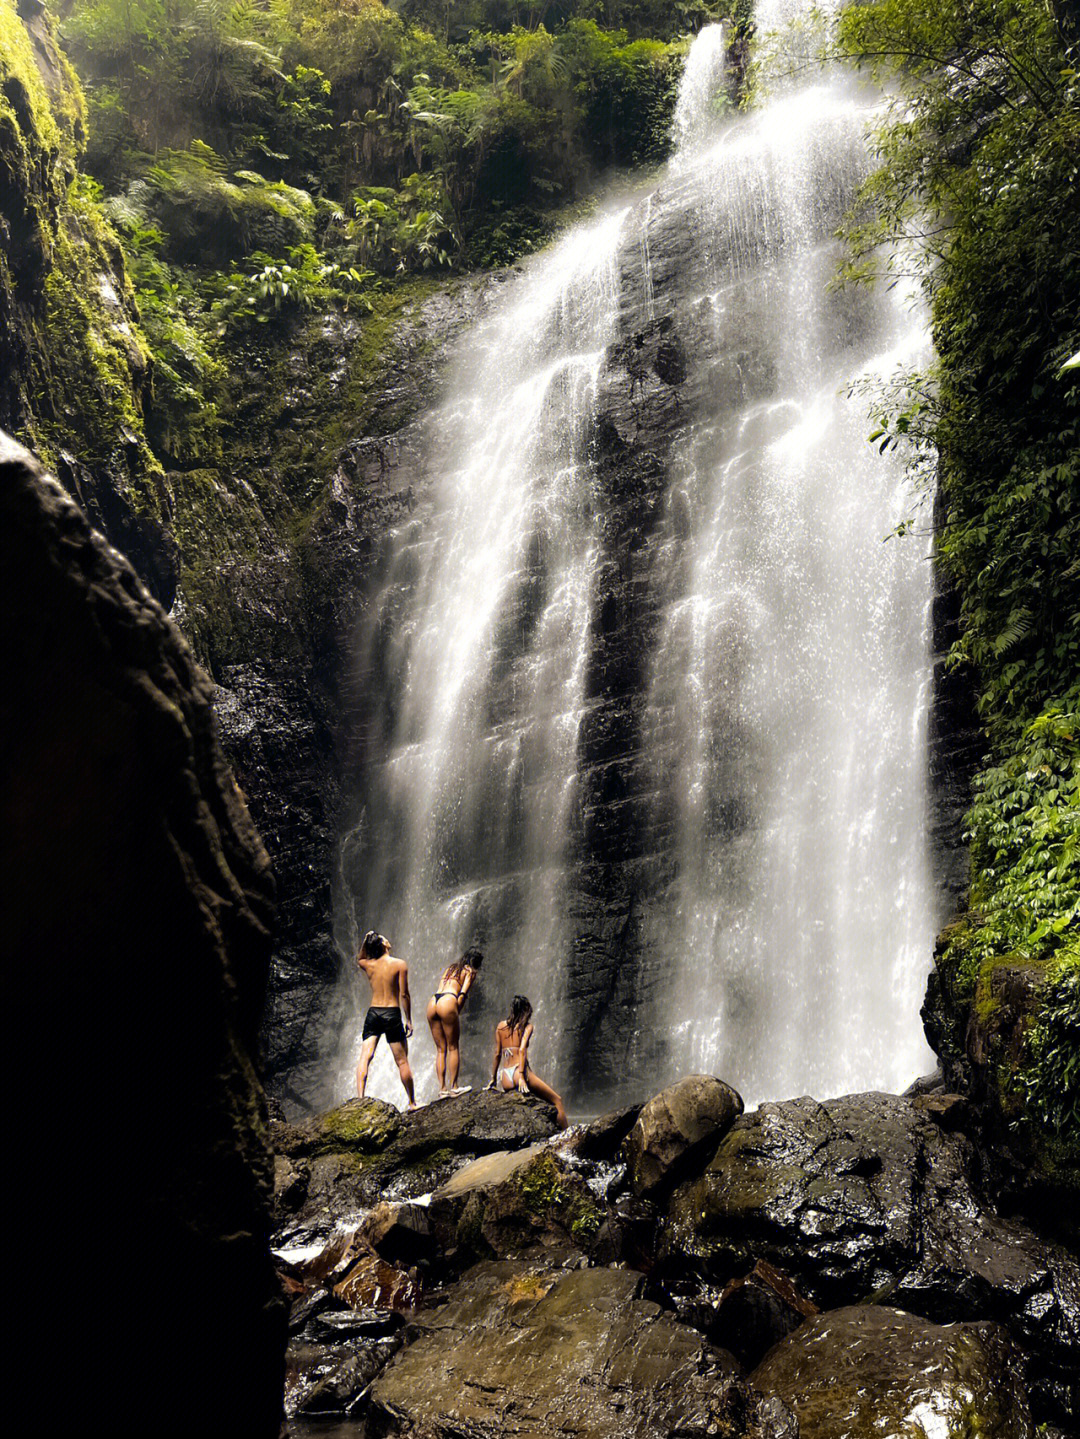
[437,997,461,1090]
[426,997,447,1093]
[525,1070,568,1129]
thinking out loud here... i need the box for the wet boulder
[752,1306,1032,1439]
[368,1261,797,1439]
[273,1090,562,1221]
[428,1148,603,1265]
[665,1092,1080,1426]
[627,1074,743,1197]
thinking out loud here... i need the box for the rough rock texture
[665,1091,1080,1425]
[752,1306,1032,1439]
[205,285,494,1115]
[1,434,284,1434]
[626,1074,743,1196]
[657,1259,819,1372]
[428,1148,603,1265]
[272,1090,561,1222]
[368,1261,797,1439]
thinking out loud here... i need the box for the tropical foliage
[836,0,1079,1159]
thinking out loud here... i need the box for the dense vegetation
[46,0,711,465]
[836,0,1079,1177]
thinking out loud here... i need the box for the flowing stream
[336,0,937,1108]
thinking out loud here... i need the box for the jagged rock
[362,1200,436,1268]
[286,1333,403,1418]
[560,1102,643,1160]
[665,1091,1080,1426]
[368,1261,797,1439]
[294,1336,404,1417]
[1,434,283,1434]
[333,1252,420,1311]
[924,938,1077,1228]
[752,1306,1032,1439]
[626,1074,743,1197]
[658,1259,818,1371]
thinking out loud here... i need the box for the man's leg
[388,1039,417,1110]
[356,1035,378,1097]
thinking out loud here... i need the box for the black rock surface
[1,432,285,1435]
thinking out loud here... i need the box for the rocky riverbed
[271,1078,1079,1438]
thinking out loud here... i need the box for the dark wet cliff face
[1,433,284,1436]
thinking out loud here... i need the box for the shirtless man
[355,931,417,1109]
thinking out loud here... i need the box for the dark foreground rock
[752,1305,1032,1439]
[368,1261,797,1439]
[1,434,284,1435]
[666,1091,1080,1425]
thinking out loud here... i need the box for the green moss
[0,1,67,163]
[316,1100,400,1154]
[514,1152,601,1246]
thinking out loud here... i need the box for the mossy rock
[310,1097,403,1156]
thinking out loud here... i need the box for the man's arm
[399,960,413,1037]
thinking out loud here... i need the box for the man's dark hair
[361,930,388,958]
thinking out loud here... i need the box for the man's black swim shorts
[362,1005,406,1044]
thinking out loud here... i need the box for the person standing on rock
[485,995,568,1128]
[355,931,417,1110]
[427,947,484,1098]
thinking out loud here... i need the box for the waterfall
[336,2,937,1108]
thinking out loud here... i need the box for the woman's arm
[457,967,476,1009]
[517,1023,534,1091]
[486,1023,502,1089]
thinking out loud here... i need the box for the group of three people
[353,930,568,1127]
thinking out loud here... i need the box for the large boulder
[1,434,284,1433]
[665,1092,1080,1426]
[753,1305,1032,1439]
[626,1074,743,1197]
[428,1148,603,1264]
[368,1261,796,1439]
[273,1090,563,1223]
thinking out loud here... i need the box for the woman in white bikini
[485,995,568,1129]
[426,947,483,1097]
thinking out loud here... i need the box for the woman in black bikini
[426,947,483,1097]
[485,995,568,1128]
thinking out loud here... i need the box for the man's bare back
[358,952,409,1009]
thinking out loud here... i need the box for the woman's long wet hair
[361,930,388,958]
[506,995,533,1033]
[443,947,484,982]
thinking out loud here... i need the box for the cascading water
[335,0,937,1107]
